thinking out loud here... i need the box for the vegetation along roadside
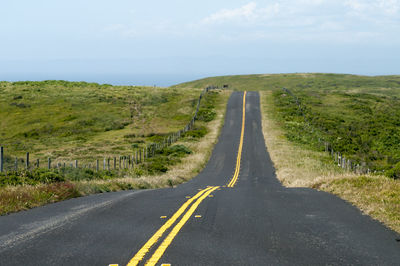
[0,81,230,215]
[261,90,400,234]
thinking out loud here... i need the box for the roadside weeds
[0,90,231,216]
[260,90,400,233]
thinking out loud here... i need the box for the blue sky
[1,0,399,85]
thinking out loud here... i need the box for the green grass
[0,80,203,167]
[174,73,400,92]
[0,82,222,181]
[0,80,227,215]
[272,82,400,177]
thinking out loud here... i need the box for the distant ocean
[0,73,208,87]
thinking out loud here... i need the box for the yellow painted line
[127,187,213,266]
[209,195,214,197]
[145,186,220,266]
[185,196,191,198]
[161,264,171,266]
[160,216,167,219]
[194,215,202,218]
[109,264,119,266]
[227,91,246,188]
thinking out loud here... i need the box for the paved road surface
[0,91,399,265]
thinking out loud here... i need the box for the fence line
[282,87,372,175]
[0,85,220,174]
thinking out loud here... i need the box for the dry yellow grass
[260,90,400,233]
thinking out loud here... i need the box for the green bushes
[161,144,192,156]
[0,168,65,187]
[273,87,400,177]
[60,168,116,181]
[0,167,120,187]
[196,92,218,122]
[197,109,216,122]
[386,162,400,179]
[145,144,192,174]
[183,126,208,139]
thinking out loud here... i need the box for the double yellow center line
[126,91,247,265]
[127,186,219,266]
[227,91,247,188]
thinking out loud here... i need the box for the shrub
[61,167,115,181]
[146,158,169,174]
[131,143,139,149]
[386,162,400,179]
[183,126,208,139]
[163,144,192,156]
[31,168,65,183]
[0,169,65,187]
[197,109,216,122]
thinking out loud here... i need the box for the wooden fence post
[103,158,106,170]
[74,160,78,168]
[48,158,51,169]
[119,156,122,169]
[37,159,40,168]
[107,158,110,170]
[26,152,30,170]
[0,146,3,172]
[96,159,99,172]
[114,157,117,169]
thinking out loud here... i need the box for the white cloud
[201,2,259,24]
[377,0,400,15]
[102,1,400,45]
[345,0,400,15]
[195,1,400,43]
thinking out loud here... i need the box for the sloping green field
[0,81,202,162]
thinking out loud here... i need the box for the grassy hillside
[176,73,400,177]
[0,80,202,163]
[0,80,230,214]
[174,73,400,92]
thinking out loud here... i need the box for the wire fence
[0,85,220,174]
[282,87,373,175]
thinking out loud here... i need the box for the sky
[1,0,399,86]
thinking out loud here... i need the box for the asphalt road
[0,91,399,266]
